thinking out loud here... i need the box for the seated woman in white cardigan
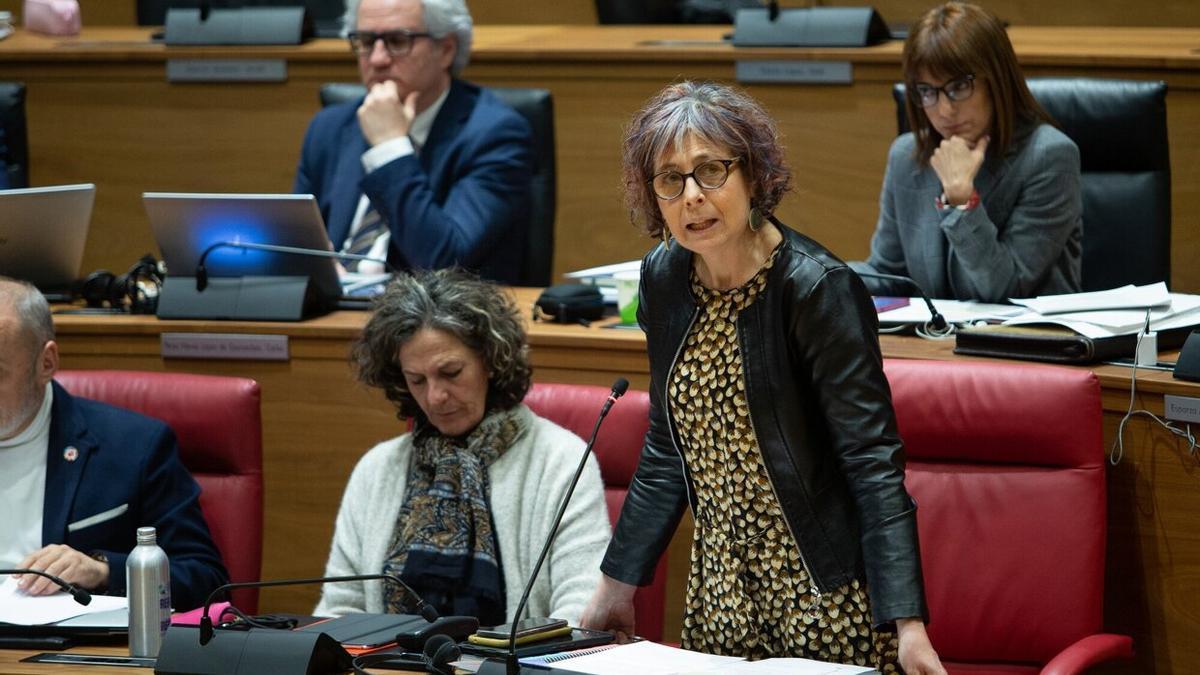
[315,269,610,626]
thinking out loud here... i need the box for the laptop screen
[143,192,342,303]
[0,184,95,292]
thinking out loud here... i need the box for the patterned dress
[668,249,899,669]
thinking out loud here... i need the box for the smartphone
[474,617,568,641]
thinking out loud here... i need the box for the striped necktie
[343,204,387,272]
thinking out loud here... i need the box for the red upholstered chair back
[55,370,264,614]
[523,383,666,642]
[884,360,1106,671]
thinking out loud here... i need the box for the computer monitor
[0,183,95,295]
[145,192,342,320]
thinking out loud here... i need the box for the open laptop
[144,192,346,319]
[0,184,95,296]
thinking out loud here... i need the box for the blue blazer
[294,79,533,285]
[43,382,229,611]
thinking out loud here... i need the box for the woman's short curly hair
[622,80,792,238]
[352,268,532,424]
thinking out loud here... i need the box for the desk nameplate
[735,59,852,84]
[161,332,289,361]
[166,58,287,82]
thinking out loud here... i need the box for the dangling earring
[749,205,764,232]
[661,226,672,248]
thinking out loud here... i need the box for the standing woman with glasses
[851,1,1082,303]
[580,81,946,675]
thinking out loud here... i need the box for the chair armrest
[1041,634,1134,675]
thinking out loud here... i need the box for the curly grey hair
[352,268,531,425]
[343,0,474,76]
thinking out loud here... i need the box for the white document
[551,640,745,675]
[0,576,127,625]
[1010,282,1171,315]
[564,260,642,281]
[691,657,875,674]
[876,298,1023,324]
[1003,293,1200,338]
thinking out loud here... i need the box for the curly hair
[622,80,792,238]
[352,268,532,424]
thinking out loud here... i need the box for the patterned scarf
[383,407,526,626]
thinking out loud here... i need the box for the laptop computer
[144,192,345,320]
[0,184,95,295]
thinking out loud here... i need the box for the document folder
[954,323,1195,364]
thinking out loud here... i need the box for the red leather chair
[55,370,264,614]
[524,383,667,642]
[885,359,1133,674]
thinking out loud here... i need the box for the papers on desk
[540,640,873,675]
[877,284,1200,340]
[1010,282,1171,314]
[0,577,127,626]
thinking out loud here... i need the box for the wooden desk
[3,25,1200,293]
[49,301,1199,674]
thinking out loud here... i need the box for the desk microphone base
[157,276,330,321]
[155,625,350,675]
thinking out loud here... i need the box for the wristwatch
[935,189,980,211]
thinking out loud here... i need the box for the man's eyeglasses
[912,74,976,108]
[347,30,433,58]
[649,159,739,200]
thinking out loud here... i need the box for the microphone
[197,574,438,645]
[0,569,93,605]
[194,241,395,292]
[854,270,949,333]
[477,378,630,675]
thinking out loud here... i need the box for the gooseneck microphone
[477,378,630,675]
[194,241,395,292]
[854,270,950,333]
[0,569,93,605]
[197,574,438,645]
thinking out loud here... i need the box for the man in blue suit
[294,0,533,285]
[0,278,228,611]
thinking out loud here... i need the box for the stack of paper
[0,576,127,626]
[1005,283,1200,338]
[536,640,875,675]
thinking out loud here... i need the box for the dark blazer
[601,224,927,627]
[43,382,228,611]
[294,79,533,285]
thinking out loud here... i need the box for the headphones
[351,633,460,675]
[81,254,164,314]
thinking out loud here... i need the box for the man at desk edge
[0,277,227,610]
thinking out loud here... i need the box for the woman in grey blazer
[852,2,1082,303]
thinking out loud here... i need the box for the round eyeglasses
[912,74,976,108]
[649,159,739,200]
[347,29,434,58]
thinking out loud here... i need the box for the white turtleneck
[0,382,53,568]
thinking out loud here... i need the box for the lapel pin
[63,446,79,462]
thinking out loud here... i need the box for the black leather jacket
[600,224,928,626]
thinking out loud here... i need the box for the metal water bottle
[127,526,170,658]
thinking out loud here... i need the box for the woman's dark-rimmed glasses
[347,30,433,58]
[650,159,739,200]
[912,74,976,108]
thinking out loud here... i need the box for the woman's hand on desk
[896,617,947,675]
[579,574,637,643]
[16,544,108,595]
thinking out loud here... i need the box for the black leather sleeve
[790,266,928,624]
[599,262,691,587]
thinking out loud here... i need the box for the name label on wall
[161,333,290,361]
[735,60,852,84]
[166,59,287,82]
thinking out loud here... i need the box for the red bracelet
[935,189,980,211]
